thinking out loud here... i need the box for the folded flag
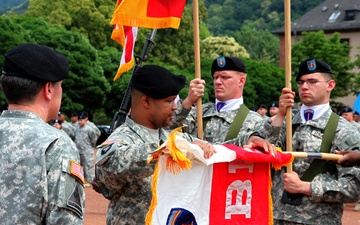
[146,130,293,225]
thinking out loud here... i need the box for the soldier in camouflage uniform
[339,106,360,211]
[58,111,76,141]
[263,58,360,224]
[79,111,101,141]
[0,44,85,224]
[171,56,275,152]
[340,106,360,132]
[75,113,98,184]
[95,65,215,225]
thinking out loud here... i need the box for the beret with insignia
[79,111,88,120]
[211,56,247,76]
[270,102,279,108]
[53,119,62,124]
[296,58,333,81]
[2,44,68,82]
[258,104,267,110]
[131,65,186,99]
[341,107,353,115]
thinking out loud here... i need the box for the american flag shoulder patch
[70,160,85,184]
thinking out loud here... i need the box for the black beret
[78,114,86,120]
[211,56,247,76]
[80,111,89,118]
[355,111,359,115]
[53,119,62,124]
[270,102,279,108]
[71,112,78,117]
[341,107,353,114]
[296,58,332,81]
[131,65,186,99]
[2,44,68,82]
[58,111,64,116]
[258,104,267,110]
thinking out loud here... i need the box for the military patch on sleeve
[98,139,123,155]
[70,160,85,184]
[67,184,84,218]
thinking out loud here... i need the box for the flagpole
[193,0,203,139]
[284,0,293,173]
[289,152,342,161]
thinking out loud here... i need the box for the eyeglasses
[296,79,330,87]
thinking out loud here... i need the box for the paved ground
[84,187,360,225]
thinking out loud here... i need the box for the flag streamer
[110,0,186,81]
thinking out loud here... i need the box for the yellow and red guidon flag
[146,128,294,225]
[111,0,187,81]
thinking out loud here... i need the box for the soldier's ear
[142,95,151,108]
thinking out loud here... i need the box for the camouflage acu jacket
[0,110,85,224]
[95,116,194,225]
[263,107,360,224]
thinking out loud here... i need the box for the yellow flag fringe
[165,127,192,174]
[145,159,160,225]
[272,147,294,170]
[113,57,135,81]
[268,167,274,225]
[111,16,181,30]
[146,127,192,224]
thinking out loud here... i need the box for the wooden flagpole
[284,0,293,173]
[193,0,203,139]
[290,152,342,161]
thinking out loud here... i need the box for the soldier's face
[213,70,245,101]
[148,95,178,129]
[298,73,334,106]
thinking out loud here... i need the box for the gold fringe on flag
[272,147,294,170]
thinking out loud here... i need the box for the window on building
[345,10,356,21]
[340,38,350,47]
[328,11,341,22]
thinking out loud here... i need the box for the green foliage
[201,36,250,59]
[292,31,356,102]
[26,0,115,49]
[0,15,31,110]
[243,58,285,109]
[0,16,111,117]
[232,19,280,64]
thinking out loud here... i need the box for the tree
[243,58,285,108]
[0,15,31,110]
[291,31,356,103]
[201,36,250,59]
[232,19,280,64]
[26,0,115,49]
[0,16,111,116]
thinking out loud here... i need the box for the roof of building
[273,0,360,34]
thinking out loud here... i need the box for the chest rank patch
[70,160,85,184]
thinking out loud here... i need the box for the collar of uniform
[1,110,44,122]
[300,103,330,122]
[124,116,161,143]
[215,97,243,112]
